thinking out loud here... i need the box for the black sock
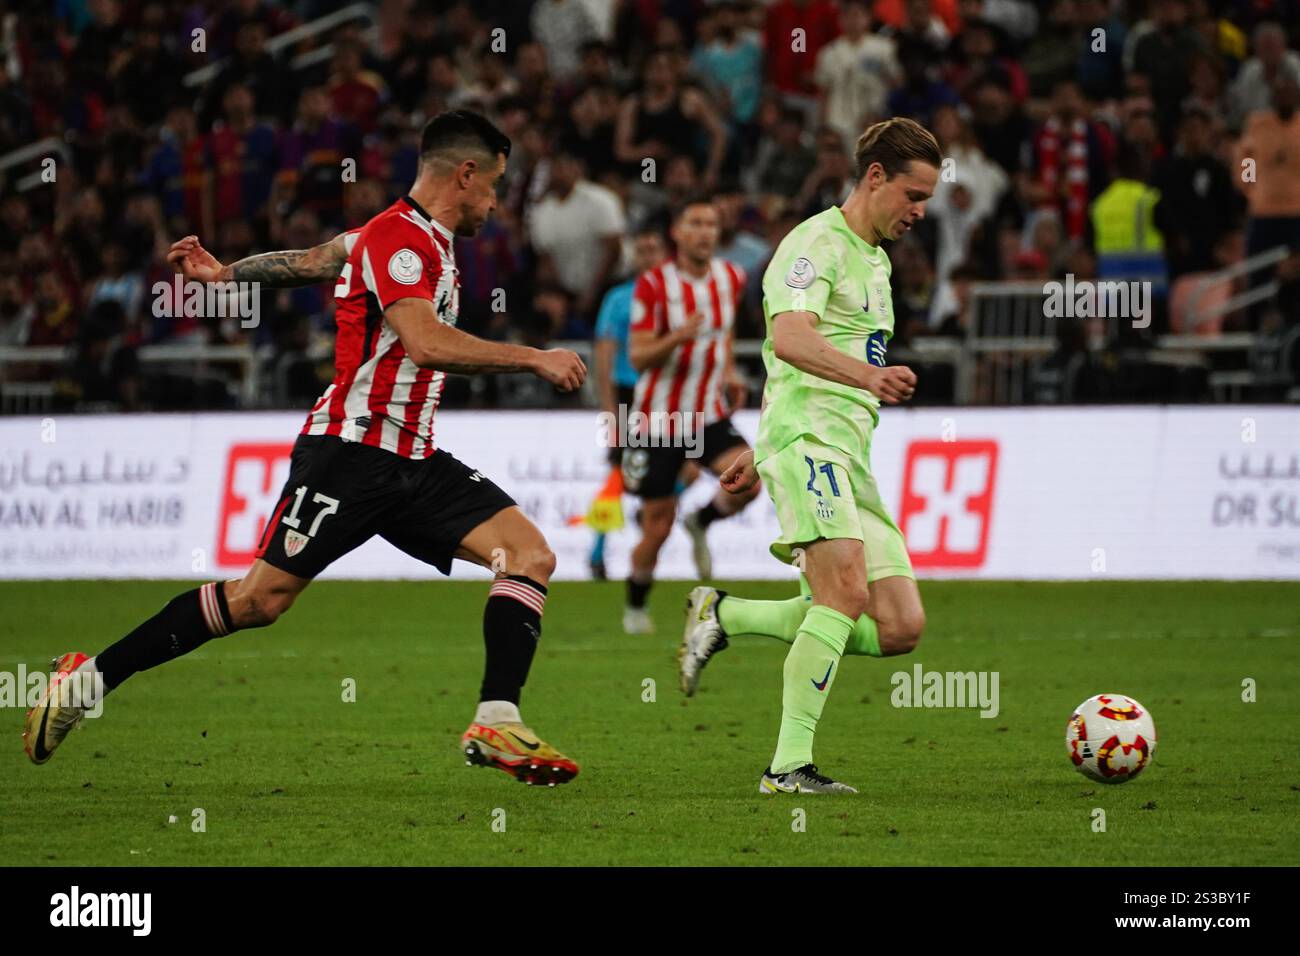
[695,501,724,529]
[626,576,652,609]
[480,576,547,705]
[96,582,237,690]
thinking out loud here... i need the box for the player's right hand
[719,449,759,494]
[533,348,587,392]
[166,236,227,283]
[676,310,706,342]
[862,365,917,404]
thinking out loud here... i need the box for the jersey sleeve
[358,216,438,310]
[762,227,841,319]
[629,272,666,335]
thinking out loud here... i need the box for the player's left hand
[166,236,227,283]
[719,449,758,495]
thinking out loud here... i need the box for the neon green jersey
[756,205,895,463]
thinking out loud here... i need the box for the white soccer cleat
[759,764,858,795]
[681,511,713,579]
[23,653,98,765]
[622,606,655,635]
[678,586,729,696]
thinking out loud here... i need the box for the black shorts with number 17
[621,417,748,499]
[255,434,516,579]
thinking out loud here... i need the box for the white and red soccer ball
[1065,694,1157,783]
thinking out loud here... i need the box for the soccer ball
[1065,694,1157,783]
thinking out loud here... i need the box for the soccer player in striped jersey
[678,118,940,794]
[621,196,760,634]
[23,111,588,787]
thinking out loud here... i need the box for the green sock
[718,592,882,656]
[717,594,811,642]
[770,605,853,775]
[845,613,881,656]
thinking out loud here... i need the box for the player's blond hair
[854,117,942,181]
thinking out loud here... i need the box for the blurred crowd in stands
[1,0,1298,410]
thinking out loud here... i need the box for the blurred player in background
[621,196,759,634]
[590,225,667,580]
[24,111,589,787]
[678,118,938,794]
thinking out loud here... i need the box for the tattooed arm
[166,233,350,287]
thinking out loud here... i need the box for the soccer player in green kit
[677,117,941,794]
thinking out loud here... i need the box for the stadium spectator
[614,45,727,189]
[327,37,387,135]
[691,1,764,136]
[1229,21,1300,131]
[531,0,600,81]
[1233,74,1300,287]
[794,126,856,219]
[1153,106,1244,281]
[198,18,293,131]
[1089,144,1167,295]
[1130,0,1212,144]
[927,103,1008,324]
[753,105,818,203]
[968,69,1032,177]
[887,36,961,129]
[714,181,771,327]
[763,0,841,99]
[944,17,1026,103]
[112,19,184,129]
[813,0,899,149]
[1028,79,1115,243]
[1075,0,1129,102]
[527,146,626,325]
[278,86,361,230]
[558,83,620,183]
[1022,0,1083,99]
[957,0,1037,43]
[879,0,954,54]
[207,84,280,230]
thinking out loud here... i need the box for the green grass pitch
[2,579,1297,866]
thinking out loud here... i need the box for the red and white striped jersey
[302,196,459,459]
[629,258,745,425]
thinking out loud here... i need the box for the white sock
[474,700,521,725]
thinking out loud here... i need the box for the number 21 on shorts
[804,457,841,498]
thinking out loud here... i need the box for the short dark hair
[673,193,718,221]
[419,110,511,170]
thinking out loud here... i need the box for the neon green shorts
[756,435,914,583]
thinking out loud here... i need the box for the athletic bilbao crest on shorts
[284,529,310,557]
[898,440,998,569]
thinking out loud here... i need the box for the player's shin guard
[94,582,237,690]
[770,605,854,775]
[480,575,547,705]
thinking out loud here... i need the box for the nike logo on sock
[811,662,834,691]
